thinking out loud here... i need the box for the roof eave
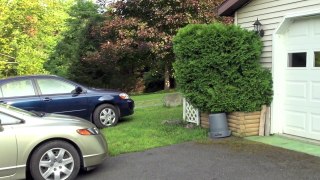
[218,0,251,16]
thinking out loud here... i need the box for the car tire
[29,140,80,180]
[93,104,119,128]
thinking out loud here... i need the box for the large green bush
[173,23,273,112]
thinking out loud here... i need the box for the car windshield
[0,103,39,117]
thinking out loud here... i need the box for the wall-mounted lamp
[253,18,264,37]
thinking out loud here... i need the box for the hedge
[173,23,273,113]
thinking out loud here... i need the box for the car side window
[0,112,21,125]
[1,79,36,98]
[37,78,76,95]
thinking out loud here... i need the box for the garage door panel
[285,72,308,80]
[310,82,320,102]
[287,20,308,38]
[309,72,320,80]
[313,21,320,36]
[284,110,307,130]
[285,81,307,99]
[310,113,320,133]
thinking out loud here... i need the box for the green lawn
[101,92,208,156]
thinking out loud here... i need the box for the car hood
[26,113,94,127]
[86,87,120,95]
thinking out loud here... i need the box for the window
[0,112,21,125]
[1,80,36,98]
[288,52,307,67]
[37,79,75,95]
[314,51,320,67]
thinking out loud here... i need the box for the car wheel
[93,104,119,128]
[30,140,80,180]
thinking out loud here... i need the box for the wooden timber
[227,110,262,137]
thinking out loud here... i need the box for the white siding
[236,0,320,68]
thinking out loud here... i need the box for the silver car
[0,104,108,180]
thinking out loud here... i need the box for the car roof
[0,75,60,82]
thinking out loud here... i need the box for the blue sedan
[0,75,134,128]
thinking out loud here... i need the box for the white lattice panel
[183,98,200,125]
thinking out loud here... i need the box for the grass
[132,91,181,108]
[132,92,166,108]
[101,92,208,156]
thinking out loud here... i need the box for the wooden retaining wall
[200,113,210,128]
[227,111,261,137]
[200,111,262,137]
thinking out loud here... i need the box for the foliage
[45,0,103,78]
[75,16,155,90]
[173,23,273,112]
[143,71,165,93]
[46,0,152,91]
[77,0,230,91]
[0,0,73,77]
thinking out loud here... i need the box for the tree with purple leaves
[80,0,232,92]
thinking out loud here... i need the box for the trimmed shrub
[173,23,273,113]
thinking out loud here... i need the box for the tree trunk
[164,63,170,90]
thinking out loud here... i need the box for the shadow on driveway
[78,137,320,180]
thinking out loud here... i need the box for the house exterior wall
[235,0,320,69]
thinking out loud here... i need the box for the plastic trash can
[208,113,231,138]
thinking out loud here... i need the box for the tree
[0,0,72,77]
[45,0,103,78]
[83,0,229,91]
[72,15,156,90]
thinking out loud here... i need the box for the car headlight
[77,127,100,135]
[119,93,130,100]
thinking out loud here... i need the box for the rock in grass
[185,123,196,129]
[163,93,183,107]
[161,119,184,125]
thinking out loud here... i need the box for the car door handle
[42,97,52,102]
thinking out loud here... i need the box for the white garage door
[283,16,320,140]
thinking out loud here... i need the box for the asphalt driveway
[78,137,320,180]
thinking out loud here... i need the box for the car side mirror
[73,86,83,94]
